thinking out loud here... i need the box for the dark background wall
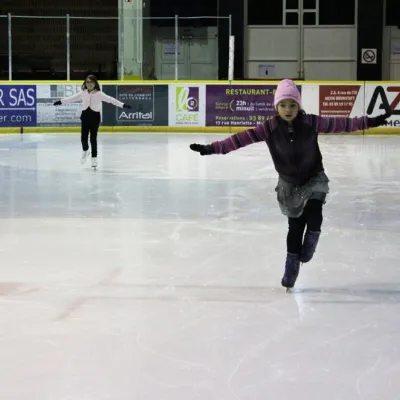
[0,0,117,80]
[3,0,389,81]
[357,0,384,80]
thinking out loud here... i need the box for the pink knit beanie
[274,79,301,108]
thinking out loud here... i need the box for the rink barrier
[0,80,399,134]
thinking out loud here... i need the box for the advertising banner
[116,85,154,123]
[168,84,206,126]
[205,84,291,127]
[0,85,37,127]
[102,84,168,126]
[1,81,400,132]
[319,85,363,118]
[364,83,400,127]
[36,84,86,126]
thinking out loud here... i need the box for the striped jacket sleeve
[310,114,371,133]
[211,121,271,155]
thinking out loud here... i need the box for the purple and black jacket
[209,114,373,185]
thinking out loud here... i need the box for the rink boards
[0,80,399,134]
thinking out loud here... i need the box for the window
[286,12,298,25]
[319,0,355,25]
[248,0,354,27]
[285,0,316,26]
[286,0,298,10]
[303,0,316,10]
[303,12,316,25]
[247,0,283,25]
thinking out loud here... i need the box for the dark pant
[81,108,100,157]
[287,199,323,254]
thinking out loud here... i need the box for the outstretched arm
[190,121,271,156]
[99,92,126,108]
[312,112,391,134]
[60,91,83,104]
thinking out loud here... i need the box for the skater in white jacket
[53,74,131,168]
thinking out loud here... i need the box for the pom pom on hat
[274,79,301,108]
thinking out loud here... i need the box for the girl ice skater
[53,74,131,168]
[190,79,390,290]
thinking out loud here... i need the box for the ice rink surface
[0,132,399,400]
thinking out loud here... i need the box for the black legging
[287,199,323,254]
[81,108,100,157]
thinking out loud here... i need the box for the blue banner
[0,85,37,127]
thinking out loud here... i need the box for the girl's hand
[53,100,61,106]
[123,104,132,109]
[189,144,214,156]
[373,111,392,127]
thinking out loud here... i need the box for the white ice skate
[91,157,98,169]
[81,150,90,164]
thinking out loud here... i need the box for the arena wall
[0,80,399,134]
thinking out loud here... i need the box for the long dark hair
[297,109,306,116]
[82,74,100,91]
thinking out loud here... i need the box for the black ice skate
[299,230,320,263]
[281,252,301,291]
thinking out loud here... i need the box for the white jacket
[61,89,124,112]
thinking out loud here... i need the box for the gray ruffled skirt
[275,171,330,218]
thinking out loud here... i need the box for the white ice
[0,132,399,400]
